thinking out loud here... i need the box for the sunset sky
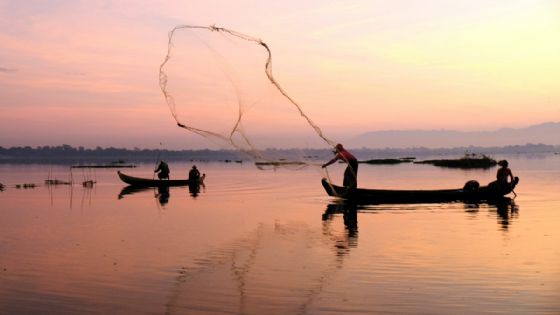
[1,0,559,149]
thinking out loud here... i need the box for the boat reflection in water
[464,198,519,230]
[188,181,202,197]
[118,181,204,206]
[165,205,361,314]
[327,197,519,233]
[157,186,170,206]
[494,198,519,230]
[322,202,359,255]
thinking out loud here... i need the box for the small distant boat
[321,177,519,204]
[117,171,204,187]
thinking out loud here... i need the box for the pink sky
[1,0,559,149]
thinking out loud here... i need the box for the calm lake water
[1,155,559,314]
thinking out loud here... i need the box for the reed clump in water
[415,153,497,169]
[45,179,71,185]
[82,180,96,188]
[15,183,37,189]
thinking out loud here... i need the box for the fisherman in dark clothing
[188,165,200,182]
[154,161,170,180]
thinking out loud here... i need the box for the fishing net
[159,25,337,166]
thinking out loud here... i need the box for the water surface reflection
[333,198,520,231]
[0,160,558,314]
[164,210,363,314]
[322,202,358,255]
[463,198,519,230]
[117,183,204,207]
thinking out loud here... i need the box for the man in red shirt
[322,143,358,189]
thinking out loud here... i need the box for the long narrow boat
[117,171,204,187]
[321,177,518,204]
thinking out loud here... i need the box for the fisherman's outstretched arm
[322,156,339,168]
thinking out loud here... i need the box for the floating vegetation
[15,183,37,189]
[71,164,136,168]
[45,179,71,185]
[221,159,243,163]
[414,154,497,169]
[82,180,96,188]
[0,183,5,191]
[359,157,415,165]
[255,161,307,166]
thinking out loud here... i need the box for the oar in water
[511,176,519,198]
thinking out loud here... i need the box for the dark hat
[498,160,508,167]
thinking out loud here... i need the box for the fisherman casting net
[159,25,337,166]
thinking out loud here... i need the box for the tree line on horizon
[0,144,241,164]
[0,143,558,165]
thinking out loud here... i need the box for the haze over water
[1,154,559,314]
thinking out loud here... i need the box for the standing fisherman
[322,144,358,189]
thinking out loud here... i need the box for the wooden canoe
[117,171,204,187]
[321,177,518,204]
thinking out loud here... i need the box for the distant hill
[348,122,560,148]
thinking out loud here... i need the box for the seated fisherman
[154,161,170,180]
[496,160,514,188]
[188,165,201,182]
